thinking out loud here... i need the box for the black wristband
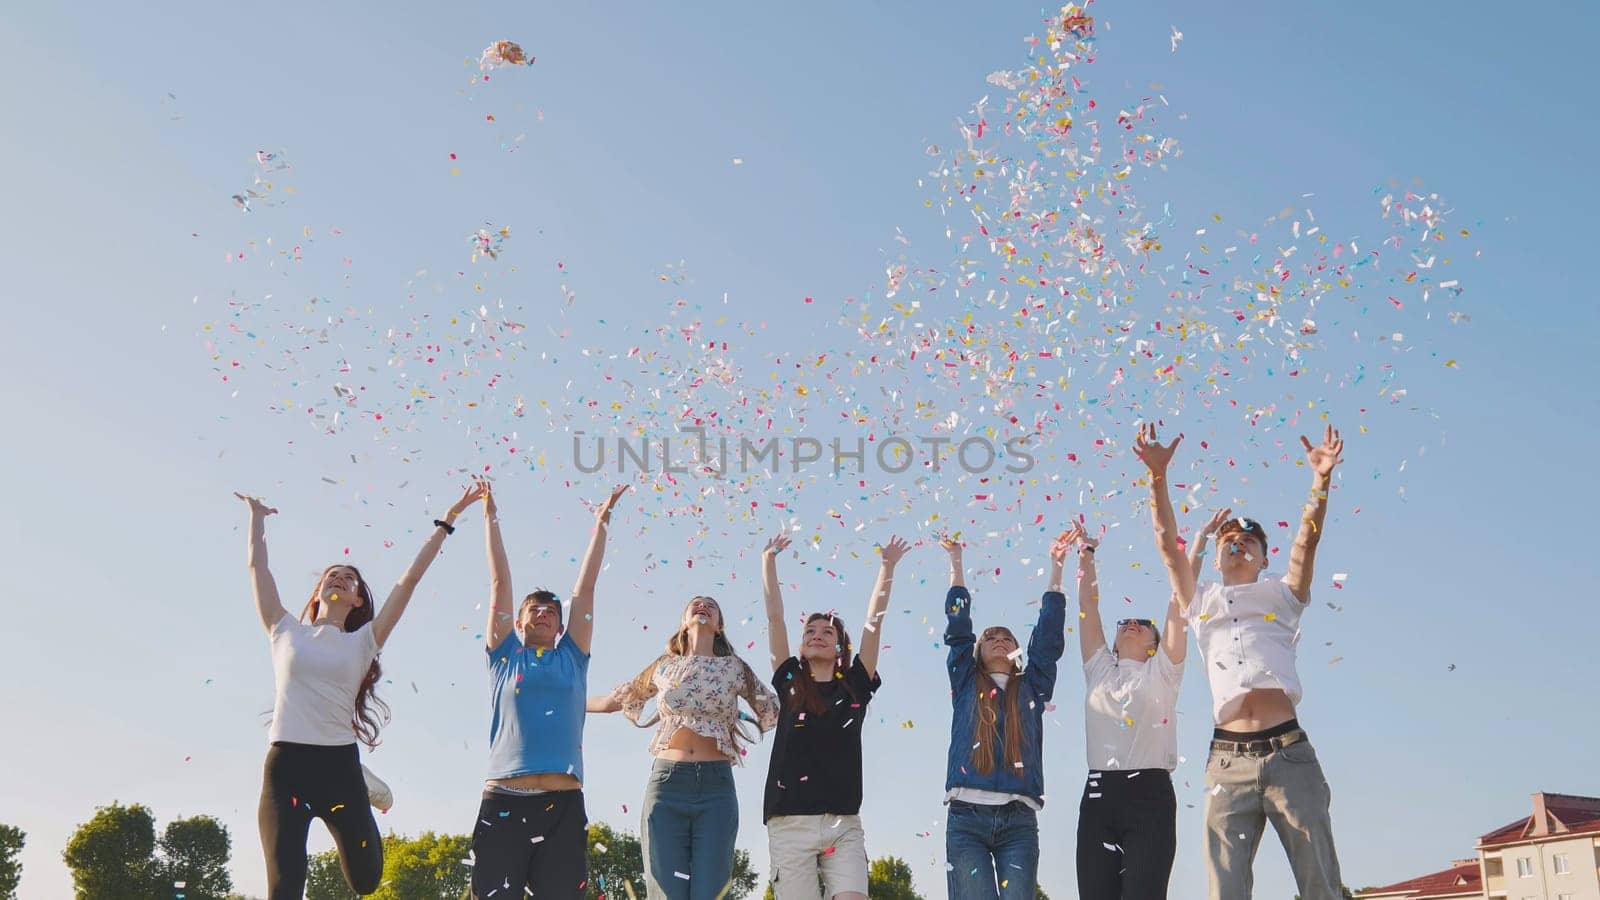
[433,519,455,535]
[1080,545,1095,554]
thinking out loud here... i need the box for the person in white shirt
[236,482,484,900]
[1135,423,1346,900]
[1066,520,1185,899]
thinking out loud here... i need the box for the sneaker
[361,763,393,812]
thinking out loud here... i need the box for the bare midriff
[487,772,582,791]
[1215,688,1297,733]
[654,726,731,762]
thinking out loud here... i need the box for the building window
[1516,857,1533,877]
[1556,893,1573,900]
[1553,852,1570,875]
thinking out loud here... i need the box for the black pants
[259,742,383,899]
[470,789,588,899]
[1076,769,1177,900]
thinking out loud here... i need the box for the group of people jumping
[237,422,1349,900]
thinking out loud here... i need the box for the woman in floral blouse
[589,595,780,899]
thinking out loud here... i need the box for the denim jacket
[943,585,1067,806]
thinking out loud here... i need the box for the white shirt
[943,673,1043,811]
[268,612,380,745]
[1083,646,1183,771]
[1185,574,1306,722]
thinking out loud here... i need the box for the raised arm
[856,535,909,678]
[943,535,965,589]
[567,484,628,654]
[483,480,514,649]
[761,533,793,673]
[235,493,288,631]
[1188,507,1232,582]
[1026,539,1069,701]
[1286,425,1344,603]
[1062,523,1105,664]
[941,538,976,688]
[1160,590,1187,664]
[1134,424,1198,611]
[372,481,485,648]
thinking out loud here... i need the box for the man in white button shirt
[1135,423,1346,900]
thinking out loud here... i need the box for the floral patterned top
[609,653,780,764]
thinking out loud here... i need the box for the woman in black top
[760,533,910,900]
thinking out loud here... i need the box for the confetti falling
[191,1,1475,622]
[479,40,532,70]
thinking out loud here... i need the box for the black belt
[1210,728,1306,756]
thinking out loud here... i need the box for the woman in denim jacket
[940,536,1068,900]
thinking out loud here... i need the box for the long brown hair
[786,612,855,716]
[972,626,1026,776]
[301,565,390,749]
[627,596,764,753]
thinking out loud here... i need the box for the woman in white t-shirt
[236,483,483,900]
[1066,522,1186,900]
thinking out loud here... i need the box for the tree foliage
[0,824,24,900]
[62,802,158,899]
[156,816,234,900]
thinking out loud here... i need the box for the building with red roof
[1355,792,1600,900]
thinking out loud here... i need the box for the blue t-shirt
[485,631,589,782]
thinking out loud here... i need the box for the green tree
[156,815,233,900]
[0,824,24,900]
[728,849,758,899]
[305,847,356,900]
[1035,885,1050,900]
[372,831,471,900]
[62,802,159,899]
[588,822,645,899]
[868,855,923,900]
[307,833,412,900]
[585,823,758,899]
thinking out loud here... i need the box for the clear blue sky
[2,2,1597,898]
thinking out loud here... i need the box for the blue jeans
[946,799,1039,900]
[641,759,739,900]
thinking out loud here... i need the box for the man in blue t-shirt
[468,482,627,899]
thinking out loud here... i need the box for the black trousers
[470,789,588,899]
[259,742,383,899]
[1076,769,1177,900]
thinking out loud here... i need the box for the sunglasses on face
[1116,618,1156,630]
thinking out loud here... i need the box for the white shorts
[767,814,869,899]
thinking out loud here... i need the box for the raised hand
[474,476,497,517]
[448,480,488,518]
[939,534,964,560]
[234,492,278,518]
[1063,521,1099,553]
[879,535,911,567]
[1133,423,1183,473]
[1049,531,1072,566]
[1200,507,1234,537]
[596,483,630,524]
[763,533,793,557]
[1301,425,1344,477]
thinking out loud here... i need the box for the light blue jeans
[946,799,1039,900]
[641,759,739,900]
